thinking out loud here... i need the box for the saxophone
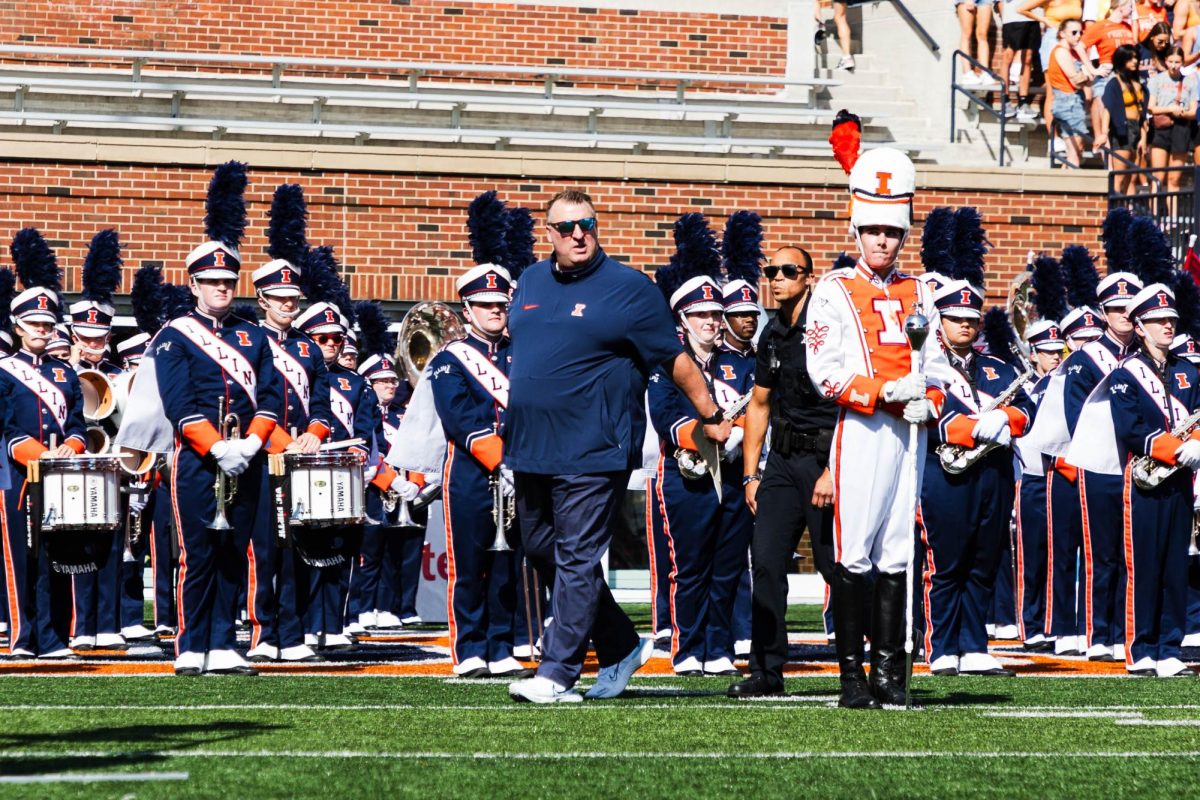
[1130,408,1200,490]
[937,365,1033,475]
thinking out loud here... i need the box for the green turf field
[2,605,1197,799]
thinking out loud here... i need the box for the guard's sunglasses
[548,217,597,235]
[763,263,810,280]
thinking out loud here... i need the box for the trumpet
[489,468,515,552]
[209,397,240,530]
[1131,408,1200,490]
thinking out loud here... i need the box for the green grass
[5,605,1195,799]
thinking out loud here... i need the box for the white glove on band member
[882,373,926,403]
[389,476,421,502]
[237,433,263,459]
[500,466,515,498]
[971,409,1011,444]
[1175,439,1200,470]
[903,398,935,424]
[128,492,148,516]
[364,464,379,482]
[210,440,251,476]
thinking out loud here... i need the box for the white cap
[848,147,916,233]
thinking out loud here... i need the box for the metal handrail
[882,0,940,53]
[949,50,1010,166]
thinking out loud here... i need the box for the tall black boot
[830,564,881,710]
[869,571,910,706]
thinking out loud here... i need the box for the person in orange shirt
[1046,19,1097,166]
[1082,0,1136,140]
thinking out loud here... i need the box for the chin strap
[14,318,49,340]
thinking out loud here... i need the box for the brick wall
[0,160,1109,307]
[0,1,788,89]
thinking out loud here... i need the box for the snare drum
[285,451,366,527]
[38,456,122,532]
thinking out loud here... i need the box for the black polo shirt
[755,295,838,435]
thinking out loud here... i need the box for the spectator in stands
[1000,0,1043,119]
[1133,0,1169,40]
[1098,44,1148,193]
[816,0,856,72]
[1047,18,1096,166]
[1139,22,1173,82]
[1021,0,1084,70]
[1083,0,1136,145]
[1147,45,1196,199]
[958,0,998,86]
[1173,0,1200,42]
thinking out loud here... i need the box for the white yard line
[982,711,1146,719]
[1115,719,1200,727]
[0,771,188,784]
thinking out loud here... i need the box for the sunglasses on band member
[548,217,597,235]
[763,263,811,280]
[315,333,345,345]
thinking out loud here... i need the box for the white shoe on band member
[509,675,582,704]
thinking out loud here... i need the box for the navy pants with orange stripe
[1014,473,1048,641]
[171,446,261,657]
[1079,469,1126,648]
[646,487,671,637]
[1045,467,1085,641]
[920,451,1014,663]
[1123,471,1191,666]
[247,507,304,651]
[443,456,519,665]
[149,481,177,630]
[1,482,73,655]
[70,528,122,639]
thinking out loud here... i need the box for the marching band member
[142,162,283,675]
[920,282,1032,677]
[1,230,88,658]
[429,261,528,679]
[46,326,71,361]
[338,329,359,371]
[245,184,328,664]
[806,138,953,708]
[647,213,747,677]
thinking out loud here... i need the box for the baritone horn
[395,301,466,386]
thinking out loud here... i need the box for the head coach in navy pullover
[505,189,731,704]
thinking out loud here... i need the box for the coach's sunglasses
[548,217,597,235]
[763,263,810,280]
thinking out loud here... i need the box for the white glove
[723,426,745,462]
[500,466,515,498]
[237,433,263,460]
[1175,439,1200,470]
[210,440,251,476]
[883,373,926,403]
[389,476,421,502]
[128,490,148,516]
[364,463,379,482]
[971,410,1011,444]
[902,398,935,424]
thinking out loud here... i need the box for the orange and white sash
[1123,359,1189,426]
[171,317,258,409]
[329,384,356,435]
[0,357,68,428]
[445,341,509,408]
[268,338,310,415]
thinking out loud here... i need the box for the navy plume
[467,191,509,267]
[10,228,62,292]
[1129,215,1175,286]
[721,211,763,284]
[983,307,1021,364]
[657,213,720,303]
[919,207,956,276]
[1174,271,1200,339]
[0,268,15,333]
[1031,255,1068,322]
[354,300,392,357]
[1061,245,1100,308]
[267,183,309,267]
[231,303,259,323]
[1101,207,1134,274]
[81,229,123,305]
[834,252,857,270]
[131,264,165,334]
[502,206,536,281]
[950,207,988,289]
[162,284,195,320]
[305,245,356,327]
[205,161,248,249]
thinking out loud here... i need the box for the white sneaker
[994,624,1019,640]
[344,621,366,635]
[1113,644,1126,661]
[69,635,96,650]
[985,624,996,637]
[734,639,751,657]
[0,621,8,633]
[280,644,321,662]
[246,643,280,662]
[929,654,960,675]
[1127,656,1156,674]
[153,625,176,637]
[585,638,654,699]
[653,627,672,642]
[976,73,1001,90]
[673,655,704,676]
[304,633,320,647]
[174,651,204,674]
[513,644,539,659]
[835,55,856,71]
[121,624,155,641]
[1024,633,1047,647]
[204,649,256,674]
[38,647,74,659]
[452,656,489,677]
[1181,632,1200,647]
[509,675,582,704]
[959,71,980,87]
[322,633,353,650]
[399,614,421,626]
[6,647,34,658]
[376,612,403,628]
[959,652,1014,675]
[1055,635,1082,655]
[489,657,533,677]
[96,632,126,649]
[1156,657,1195,677]
[703,657,739,675]
[1086,643,1114,661]
[358,611,378,629]
[1017,103,1039,122]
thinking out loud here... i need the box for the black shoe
[457,666,490,679]
[1088,653,1116,662]
[207,665,259,676]
[491,666,537,678]
[1023,640,1054,653]
[960,667,1016,677]
[174,666,202,676]
[727,674,784,698]
[838,675,882,709]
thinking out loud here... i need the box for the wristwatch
[699,408,724,425]
[742,473,762,486]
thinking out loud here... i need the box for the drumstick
[318,438,365,451]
